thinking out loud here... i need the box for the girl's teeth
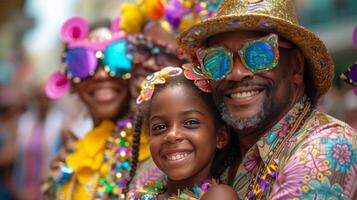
[230,90,259,98]
[166,152,190,161]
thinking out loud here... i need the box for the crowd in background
[0,0,356,199]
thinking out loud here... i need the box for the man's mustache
[217,78,270,91]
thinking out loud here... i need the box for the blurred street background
[0,0,356,199]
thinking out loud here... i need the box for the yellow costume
[56,120,150,200]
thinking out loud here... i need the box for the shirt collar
[255,96,308,165]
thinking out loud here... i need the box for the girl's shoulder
[201,184,238,200]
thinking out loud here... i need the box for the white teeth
[230,90,259,99]
[166,152,190,161]
[93,88,117,101]
[94,88,116,96]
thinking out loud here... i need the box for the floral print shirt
[230,98,357,200]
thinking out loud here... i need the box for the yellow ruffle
[61,119,151,199]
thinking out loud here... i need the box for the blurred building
[296,0,357,119]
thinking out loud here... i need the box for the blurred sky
[24,0,76,53]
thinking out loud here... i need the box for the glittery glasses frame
[196,34,290,80]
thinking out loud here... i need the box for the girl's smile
[149,84,223,184]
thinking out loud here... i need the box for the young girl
[126,66,239,199]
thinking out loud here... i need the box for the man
[178,0,357,199]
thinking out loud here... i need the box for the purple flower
[270,157,310,200]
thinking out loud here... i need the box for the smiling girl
[126,66,239,199]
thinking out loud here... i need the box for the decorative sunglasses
[63,40,133,83]
[196,34,292,80]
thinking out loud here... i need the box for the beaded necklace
[54,119,133,200]
[127,179,217,200]
[93,119,133,200]
[245,98,312,200]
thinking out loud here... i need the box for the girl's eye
[152,124,167,132]
[184,119,200,128]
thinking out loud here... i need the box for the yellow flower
[120,3,145,33]
[139,0,165,20]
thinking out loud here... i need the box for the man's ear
[216,126,229,149]
[291,48,305,85]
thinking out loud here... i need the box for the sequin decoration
[196,47,233,80]
[239,33,279,73]
[136,66,183,104]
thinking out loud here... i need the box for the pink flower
[332,144,352,165]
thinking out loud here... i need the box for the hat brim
[178,13,334,99]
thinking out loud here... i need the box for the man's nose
[225,56,254,82]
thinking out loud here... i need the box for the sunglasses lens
[103,40,132,77]
[244,42,275,72]
[198,47,232,80]
[66,48,97,79]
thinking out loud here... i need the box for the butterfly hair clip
[182,63,212,93]
[136,66,183,104]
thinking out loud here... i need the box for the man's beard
[214,93,273,131]
[212,79,279,131]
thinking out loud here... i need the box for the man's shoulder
[271,111,357,199]
[298,110,356,141]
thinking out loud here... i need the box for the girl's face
[74,67,129,125]
[149,85,222,181]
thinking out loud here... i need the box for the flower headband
[119,0,221,34]
[340,26,357,96]
[127,34,186,61]
[136,66,183,104]
[165,0,221,32]
[45,16,132,99]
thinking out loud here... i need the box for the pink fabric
[67,32,127,51]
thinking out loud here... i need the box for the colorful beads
[94,118,133,199]
[54,164,74,184]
